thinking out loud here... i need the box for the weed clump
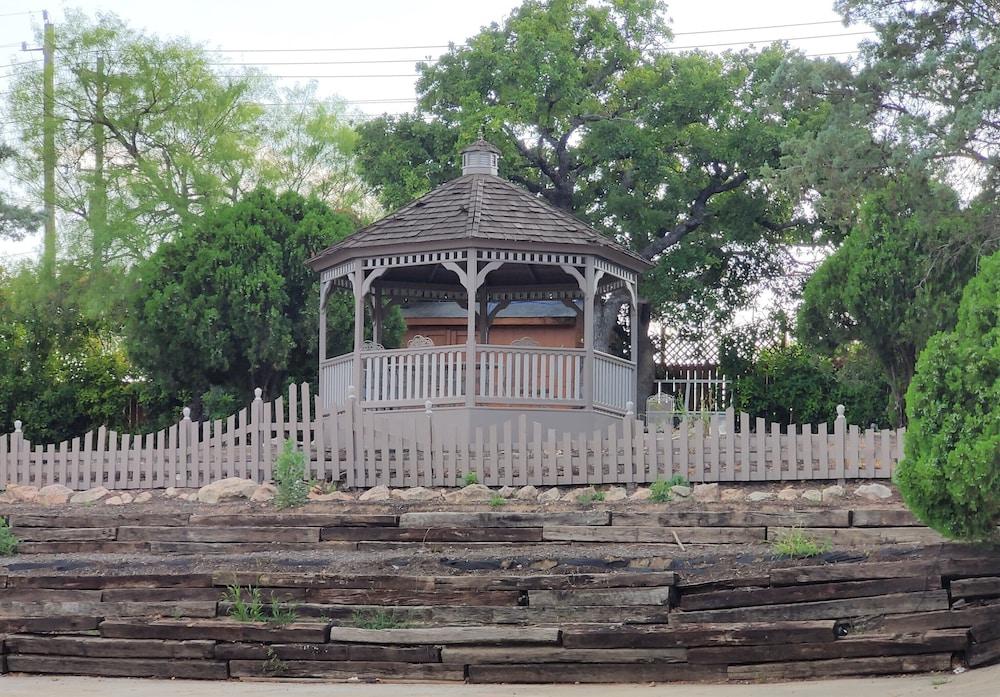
[771,528,831,558]
[649,475,690,503]
[223,585,299,624]
[351,609,409,629]
[0,518,18,556]
[274,440,309,509]
[576,490,606,505]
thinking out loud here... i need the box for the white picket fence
[0,383,903,491]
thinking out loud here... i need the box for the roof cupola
[461,138,501,176]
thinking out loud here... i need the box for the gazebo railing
[322,345,633,414]
[477,345,584,404]
[594,350,636,413]
[364,345,467,406]
[320,354,354,409]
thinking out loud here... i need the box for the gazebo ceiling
[306,147,651,275]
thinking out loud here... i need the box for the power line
[673,19,845,36]
[79,21,867,55]
[253,98,416,106]
[205,44,454,54]
[0,10,41,18]
[223,73,417,79]
[662,30,874,51]
[212,58,437,66]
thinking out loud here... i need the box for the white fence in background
[1,384,902,490]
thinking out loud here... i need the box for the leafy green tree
[356,114,460,211]
[797,176,993,424]
[355,0,828,402]
[837,0,1000,188]
[7,10,263,268]
[0,264,153,442]
[0,145,42,241]
[896,250,1000,540]
[731,344,837,425]
[256,83,376,219]
[127,188,363,413]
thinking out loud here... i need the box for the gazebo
[307,139,652,431]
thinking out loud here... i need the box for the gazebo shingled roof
[311,138,646,423]
[307,171,650,273]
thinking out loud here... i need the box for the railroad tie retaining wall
[0,508,951,554]
[2,552,1000,682]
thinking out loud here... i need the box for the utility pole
[90,54,107,269]
[41,10,56,283]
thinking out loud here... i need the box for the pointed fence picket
[1,383,904,490]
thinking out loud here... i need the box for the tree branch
[639,171,750,259]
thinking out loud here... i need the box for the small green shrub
[576,490,606,505]
[462,471,479,486]
[0,518,18,556]
[351,609,408,629]
[649,479,672,503]
[771,528,831,558]
[223,584,265,622]
[897,251,1000,540]
[274,440,309,509]
[649,475,689,503]
[488,494,506,508]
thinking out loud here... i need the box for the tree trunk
[593,291,656,413]
[636,302,656,414]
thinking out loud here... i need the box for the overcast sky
[0,0,871,262]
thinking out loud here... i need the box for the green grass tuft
[771,528,831,558]
[649,479,672,503]
[462,471,479,486]
[268,597,299,626]
[351,609,409,629]
[0,517,18,556]
[223,584,265,622]
[488,494,506,508]
[576,490,606,505]
[273,440,310,509]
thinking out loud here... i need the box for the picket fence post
[833,404,847,484]
[252,388,266,482]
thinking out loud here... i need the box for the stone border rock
[0,479,899,508]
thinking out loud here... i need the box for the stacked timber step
[1,507,949,554]
[2,551,1000,682]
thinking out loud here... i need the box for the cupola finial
[461,136,500,176]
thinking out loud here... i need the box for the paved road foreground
[0,666,994,697]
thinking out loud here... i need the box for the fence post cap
[347,385,356,400]
[836,404,845,418]
[425,400,433,415]
[182,407,191,420]
[625,401,634,417]
[13,419,21,432]
[254,387,263,400]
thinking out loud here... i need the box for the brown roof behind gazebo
[307,168,651,273]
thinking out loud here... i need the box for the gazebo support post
[583,256,595,411]
[465,253,477,407]
[318,282,327,365]
[628,281,638,414]
[352,265,365,403]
